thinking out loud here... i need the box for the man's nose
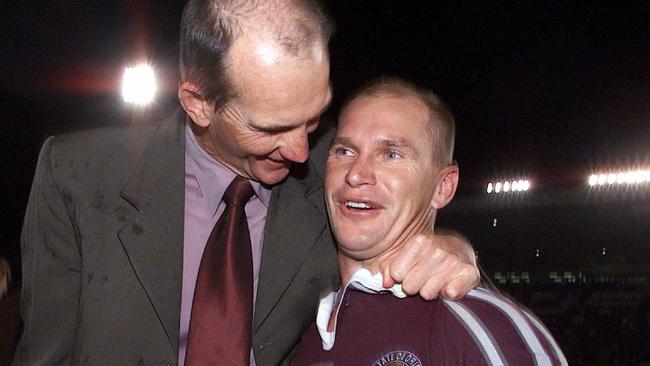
[279,128,310,163]
[345,155,376,187]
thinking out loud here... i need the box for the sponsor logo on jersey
[372,350,422,366]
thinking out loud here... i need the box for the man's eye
[333,146,354,156]
[387,149,401,159]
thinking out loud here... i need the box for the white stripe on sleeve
[468,288,554,366]
[522,311,568,366]
[444,299,506,366]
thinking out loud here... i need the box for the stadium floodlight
[588,169,650,188]
[517,180,524,191]
[487,178,531,194]
[122,63,157,106]
[588,174,598,186]
[607,173,616,184]
[633,171,644,183]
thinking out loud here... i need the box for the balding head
[179,0,332,108]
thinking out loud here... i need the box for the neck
[189,120,247,179]
[190,122,219,160]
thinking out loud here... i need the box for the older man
[292,77,567,365]
[14,1,478,365]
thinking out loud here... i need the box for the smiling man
[15,2,479,365]
[292,77,567,366]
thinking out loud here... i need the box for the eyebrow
[380,138,419,156]
[330,136,354,148]
[331,136,418,154]
[380,137,412,148]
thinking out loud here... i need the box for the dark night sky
[1,1,649,263]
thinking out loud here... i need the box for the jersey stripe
[444,300,506,365]
[522,311,568,365]
[468,288,554,366]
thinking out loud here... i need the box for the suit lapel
[118,114,185,352]
[253,162,328,332]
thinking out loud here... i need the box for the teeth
[345,201,372,209]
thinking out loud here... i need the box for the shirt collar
[316,268,406,350]
[345,268,407,298]
[185,123,272,214]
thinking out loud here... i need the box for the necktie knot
[223,176,254,206]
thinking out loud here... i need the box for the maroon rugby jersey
[292,287,566,366]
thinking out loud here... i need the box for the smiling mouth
[344,200,376,210]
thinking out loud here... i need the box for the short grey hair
[340,76,456,166]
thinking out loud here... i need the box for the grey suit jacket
[14,111,340,366]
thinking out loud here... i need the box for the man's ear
[431,163,459,209]
[178,81,213,128]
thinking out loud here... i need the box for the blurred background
[1,1,649,364]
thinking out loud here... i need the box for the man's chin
[254,166,292,186]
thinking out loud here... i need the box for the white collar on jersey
[316,268,407,350]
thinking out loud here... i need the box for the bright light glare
[607,173,617,184]
[588,170,650,187]
[588,175,598,186]
[122,64,157,106]
[256,44,281,65]
[487,178,531,194]
[632,172,642,182]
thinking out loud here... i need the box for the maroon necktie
[186,176,255,365]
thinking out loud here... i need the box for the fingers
[441,263,481,300]
[418,257,460,300]
[418,276,444,300]
[412,256,479,300]
[379,232,480,300]
[380,265,395,288]
[399,246,449,297]
[379,235,427,288]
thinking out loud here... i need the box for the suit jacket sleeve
[14,136,81,365]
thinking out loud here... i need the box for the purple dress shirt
[179,124,271,366]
